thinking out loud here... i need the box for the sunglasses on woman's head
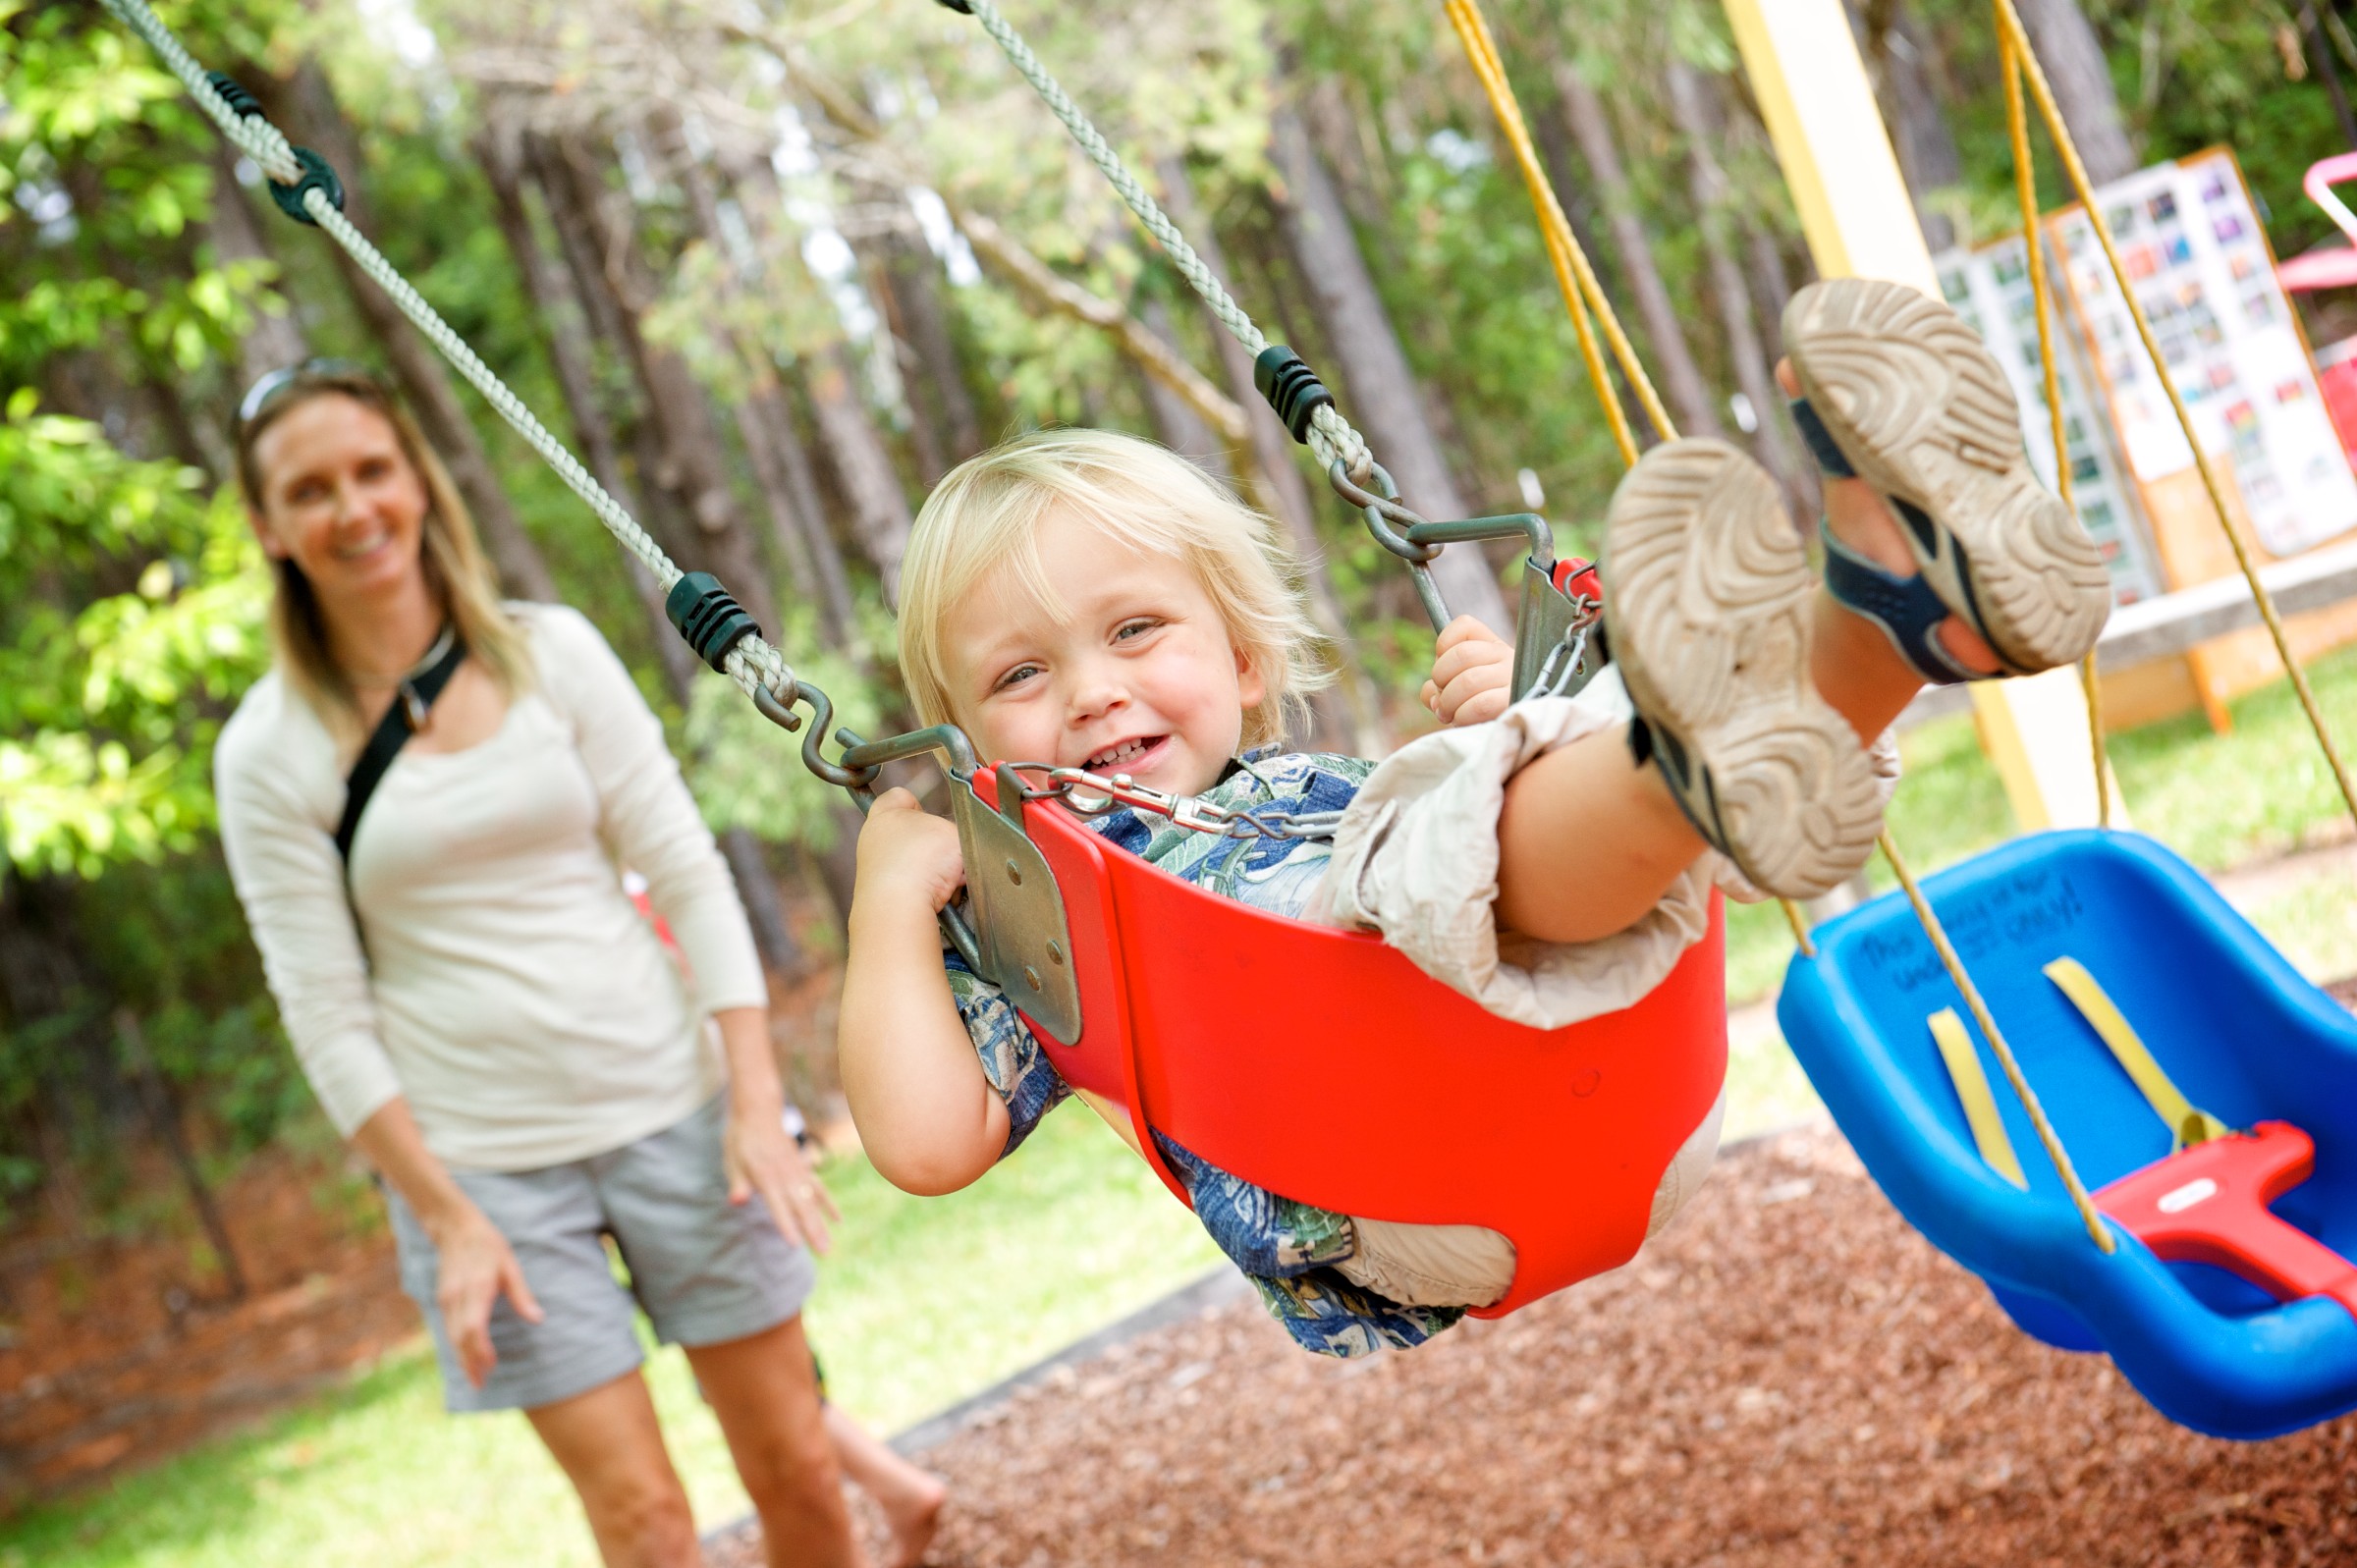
[238,357,385,428]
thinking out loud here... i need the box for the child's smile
[939,507,1265,797]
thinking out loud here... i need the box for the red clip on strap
[1552,556,1601,600]
[2095,1121,2357,1321]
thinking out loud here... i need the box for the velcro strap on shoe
[1788,398,1857,479]
[1820,523,1983,685]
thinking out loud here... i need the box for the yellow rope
[2001,30,2113,830]
[1442,0,1818,945]
[1879,833,2116,1251]
[1994,0,2357,834]
[1442,0,1672,454]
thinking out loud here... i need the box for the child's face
[939,506,1266,795]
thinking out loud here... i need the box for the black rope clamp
[932,0,974,11]
[665,571,761,673]
[268,146,346,227]
[1253,346,1334,444]
[205,71,263,118]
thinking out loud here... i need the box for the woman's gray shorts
[386,1094,816,1413]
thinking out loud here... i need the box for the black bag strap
[335,627,468,862]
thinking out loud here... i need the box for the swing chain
[1525,611,1600,701]
[1002,765,1346,842]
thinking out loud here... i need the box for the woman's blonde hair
[899,428,1332,750]
[236,368,532,740]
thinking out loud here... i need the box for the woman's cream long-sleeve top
[215,603,767,1173]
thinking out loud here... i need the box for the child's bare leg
[823,1404,944,1568]
[1495,726,1706,944]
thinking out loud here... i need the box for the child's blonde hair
[899,428,1332,750]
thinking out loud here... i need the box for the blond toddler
[838,279,2111,1354]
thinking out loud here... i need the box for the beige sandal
[1783,277,2110,677]
[1602,439,1886,901]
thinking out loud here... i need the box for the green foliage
[685,642,891,853]
[0,398,268,878]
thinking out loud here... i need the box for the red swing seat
[974,771,1730,1316]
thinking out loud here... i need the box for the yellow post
[1724,0,2116,832]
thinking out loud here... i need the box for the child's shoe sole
[1603,439,1884,901]
[1783,277,2110,676]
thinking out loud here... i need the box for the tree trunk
[1858,0,1967,253]
[1267,106,1512,634]
[1528,81,1650,441]
[117,1011,248,1300]
[253,63,558,602]
[1554,63,1726,442]
[664,133,861,646]
[476,121,691,686]
[1744,217,1798,365]
[476,123,801,975]
[527,134,782,637]
[2012,0,2139,186]
[719,157,876,645]
[206,146,309,388]
[875,231,984,476]
[1665,62,1811,519]
[804,348,916,608]
[1153,157,1384,753]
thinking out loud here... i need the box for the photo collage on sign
[1939,240,2163,605]
[2051,150,2357,559]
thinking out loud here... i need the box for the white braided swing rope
[956,0,1374,484]
[95,0,795,705]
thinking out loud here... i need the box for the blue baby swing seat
[1778,829,2357,1439]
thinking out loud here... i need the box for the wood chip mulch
[717,1122,2357,1568]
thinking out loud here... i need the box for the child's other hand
[1421,616,1514,727]
[854,788,967,915]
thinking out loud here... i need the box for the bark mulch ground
[717,1118,2357,1568]
[0,1151,411,1508]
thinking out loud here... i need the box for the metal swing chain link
[97,0,796,706]
[1002,764,1344,843]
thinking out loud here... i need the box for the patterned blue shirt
[944,750,1467,1357]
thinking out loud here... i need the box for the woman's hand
[725,1102,840,1255]
[854,788,967,915]
[351,1100,541,1391]
[425,1200,544,1389]
[1421,616,1516,728]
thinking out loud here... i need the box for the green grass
[2108,641,2357,870]
[0,1108,1220,1568]
[2242,872,2357,986]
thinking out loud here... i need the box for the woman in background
[215,362,939,1568]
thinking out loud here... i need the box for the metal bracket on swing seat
[812,716,1083,1046]
[948,764,1083,1047]
[1510,555,1605,703]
